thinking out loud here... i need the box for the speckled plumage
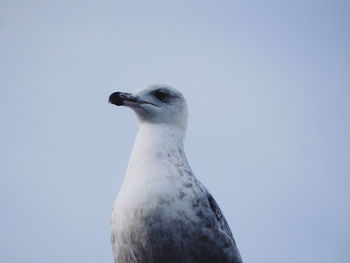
[110,84,243,263]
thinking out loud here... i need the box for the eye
[153,89,168,101]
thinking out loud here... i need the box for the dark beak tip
[109,92,124,106]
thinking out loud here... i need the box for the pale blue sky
[1,0,350,262]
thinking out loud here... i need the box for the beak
[109,92,139,107]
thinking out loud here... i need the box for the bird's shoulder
[181,182,242,263]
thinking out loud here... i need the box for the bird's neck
[131,123,186,160]
[116,123,188,210]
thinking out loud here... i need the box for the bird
[109,84,243,263]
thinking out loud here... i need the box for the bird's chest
[111,154,208,262]
[113,153,196,213]
[111,189,202,263]
[112,166,197,228]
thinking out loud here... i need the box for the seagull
[109,84,243,263]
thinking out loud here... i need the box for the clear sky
[1,0,349,262]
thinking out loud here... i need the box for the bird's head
[109,84,188,130]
